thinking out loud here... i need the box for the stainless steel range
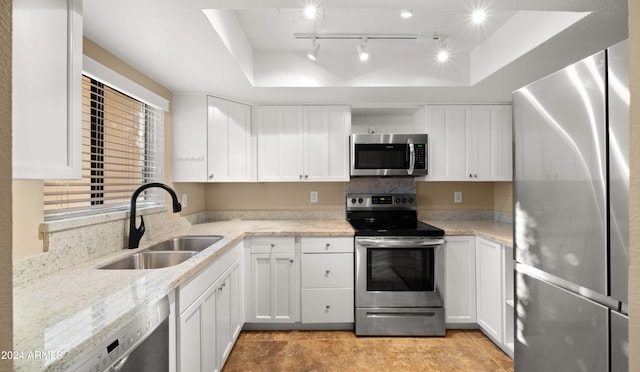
[346,193,445,336]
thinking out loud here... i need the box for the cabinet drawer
[301,288,354,323]
[301,237,353,253]
[249,237,295,254]
[301,253,353,288]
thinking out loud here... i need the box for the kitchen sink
[100,251,199,270]
[145,235,224,253]
[99,235,223,270]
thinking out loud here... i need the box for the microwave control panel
[414,144,426,169]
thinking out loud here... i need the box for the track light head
[357,37,369,61]
[307,37,320,61]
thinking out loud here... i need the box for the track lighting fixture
[294,33,420,63]
[307,37,320,61]
[356,37,369,61]
[433,33,449,63]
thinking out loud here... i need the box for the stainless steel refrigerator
[513,39,629,371]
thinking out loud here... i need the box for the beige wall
[205,181,512,213]
[11,38,205,260]
[1,1,12,370]
[417,182,496,211]
[205,182,345,211]
[629,1,639,370]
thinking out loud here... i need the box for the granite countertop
[13,219,354,371]
[13,218,512,371]
[426,219,513,246]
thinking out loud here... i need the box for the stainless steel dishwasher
[69,296,170,372]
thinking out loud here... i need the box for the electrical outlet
[368,127,376,134]
[310,191,318,203]
[454,191,462,204]
[181,194,188,208]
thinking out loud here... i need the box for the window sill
[39,206,168,235]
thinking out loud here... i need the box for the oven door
[355,237,444,308]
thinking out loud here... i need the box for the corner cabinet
[172,94,255,182]
[12,0,83,179]
[176,242,243,372]
[424,105,512,181]
[256,106,351,182]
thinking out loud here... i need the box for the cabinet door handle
[325,243,330,249]
[469,174,473,178]
[299,174,303,180]
[270,243,275,248]
[304,174,308,179]
[325,305,331,310]
[209,174,214,179]
[290,259,294,263]
[325,269,331,275]
[474,174,478,178]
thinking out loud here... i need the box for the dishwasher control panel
[69,296,169,372]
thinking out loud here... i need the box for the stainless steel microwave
[350,133,428,177]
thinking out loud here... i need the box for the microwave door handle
[407,138,415,175]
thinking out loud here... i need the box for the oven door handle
[356,238,444,247]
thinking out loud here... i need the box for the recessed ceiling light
[304,5,318,19]
[471,8,487,24]
[400,9,413,18]
[437,49,449,63]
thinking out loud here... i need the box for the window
[43,75,164,220]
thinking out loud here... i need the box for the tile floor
[222,329,514,372]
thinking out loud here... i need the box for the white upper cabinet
[469,106,512,181]
[256,106,350,182]
[172,94,255,182]
[207,97,255,182]
[424,105,512,181]
[424,105,470,181]
[12,0,83,179]
[256,106,305,182]
[173,94,208,182]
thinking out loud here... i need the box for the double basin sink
[100,235,223,270]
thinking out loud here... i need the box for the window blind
[43,75,164,220]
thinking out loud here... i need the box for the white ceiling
[82,0,628,105]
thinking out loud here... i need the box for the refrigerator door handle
[516,263,620,311]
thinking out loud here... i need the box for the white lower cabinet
[176,242,243,372]
[475,237,503,344]
[300,237,354,323]
[246,237,300,323]
[445,235,514,358]
[444,236,477,325]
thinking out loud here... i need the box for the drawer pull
[325,243,330,249]
[325,305,331,310]
[270,243,275,248]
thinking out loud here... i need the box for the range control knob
[402,198,407,203]
[358,198,364,204]
[351,198,357,204]
[408,198,414,203]
[395,198,401,203]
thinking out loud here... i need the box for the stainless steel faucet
[129,182,182,249]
